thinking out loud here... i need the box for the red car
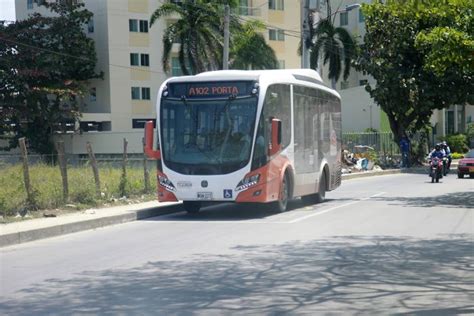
[457,149,474,178]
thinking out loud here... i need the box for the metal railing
[343,132,400,155]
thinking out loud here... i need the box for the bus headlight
[236,174,260,192]
[158,175,176,192]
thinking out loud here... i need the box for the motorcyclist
[428,144,446,177]
[428,144,445,159]
[442,141,452,170]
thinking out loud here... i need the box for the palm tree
[309,11,356,89]
[231,20,278,70]
[150,0,224,75]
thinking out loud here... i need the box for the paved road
[1,173,473,315]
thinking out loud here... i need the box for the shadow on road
[146,198,335,222]
[374,191,474,209]
[1,235,473,315]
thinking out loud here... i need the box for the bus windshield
[160,96,258,175]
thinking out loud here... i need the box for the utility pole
[300,0,310,68]
[223,2,230,70]
[301,0,322,69]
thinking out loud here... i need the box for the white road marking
[287,191,386,223]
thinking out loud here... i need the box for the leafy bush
[451,152,464,159]
[441,134,469,153]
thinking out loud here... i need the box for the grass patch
[0,162,157,219]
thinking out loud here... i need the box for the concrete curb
[342,169,402,180]
[1,168,428,248]
[0,203,180,248]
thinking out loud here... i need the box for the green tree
[357,0,473,151]
[308,1,357,89]
[230,20,278,70]
[150,0,236,75]
[0,2,101,155]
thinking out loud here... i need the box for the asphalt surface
[1,172,473,315]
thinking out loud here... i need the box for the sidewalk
[1,201,180,248]
[0,166,436,248]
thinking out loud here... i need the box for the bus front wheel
[274,173,290,213]
[183,201,201,214]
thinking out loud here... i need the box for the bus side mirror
[144,121,161,159]
[269,118,282,156]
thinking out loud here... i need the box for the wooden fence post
[86,142,101,197]
[142,137,150,193]
[55,141,68,201]
[18,137,34,208]
[119,138,128,197]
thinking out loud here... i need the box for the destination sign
[167,81,255,99]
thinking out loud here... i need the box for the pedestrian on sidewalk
[400,136,410,168]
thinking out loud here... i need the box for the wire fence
[342,131,431,168]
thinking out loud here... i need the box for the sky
[0,0,16,21]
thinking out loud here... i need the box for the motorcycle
[429,157,443,183]
[442,157,449,176]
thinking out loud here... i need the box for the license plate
[197,192,212,200]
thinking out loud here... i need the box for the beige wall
[339,86,380,132]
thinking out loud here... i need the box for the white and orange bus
[144,69,342,213]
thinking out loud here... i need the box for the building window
[141,87,151,100]
[239,0,249,15]
[129,19,138,32]
[171,57,193,76]
[131,87,141,100]
[57,0,82,4]
[80,121,111,132]
[171,58,182,76]
[132,119,156,129]
[269,0,284,10]
[27,0,33,9]
[277,60,285,69]
[87,18,94,33]
[130,53,139,66]
[131,87,151,100]
[141,54,149,67]
[139,20,148,33]
[359,10,365,23]
[340,12,348,26]
[89,87,97,101]
[341,81,349,90]
[269,29,285,41]
[359,79,368,86]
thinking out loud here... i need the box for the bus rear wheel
[302,173,326,204]
[315,173,326,203]
[183,201,201,214]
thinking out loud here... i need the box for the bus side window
[263,84,291,149]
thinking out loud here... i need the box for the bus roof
[164,69,340,98]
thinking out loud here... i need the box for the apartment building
[10,0,303,155]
